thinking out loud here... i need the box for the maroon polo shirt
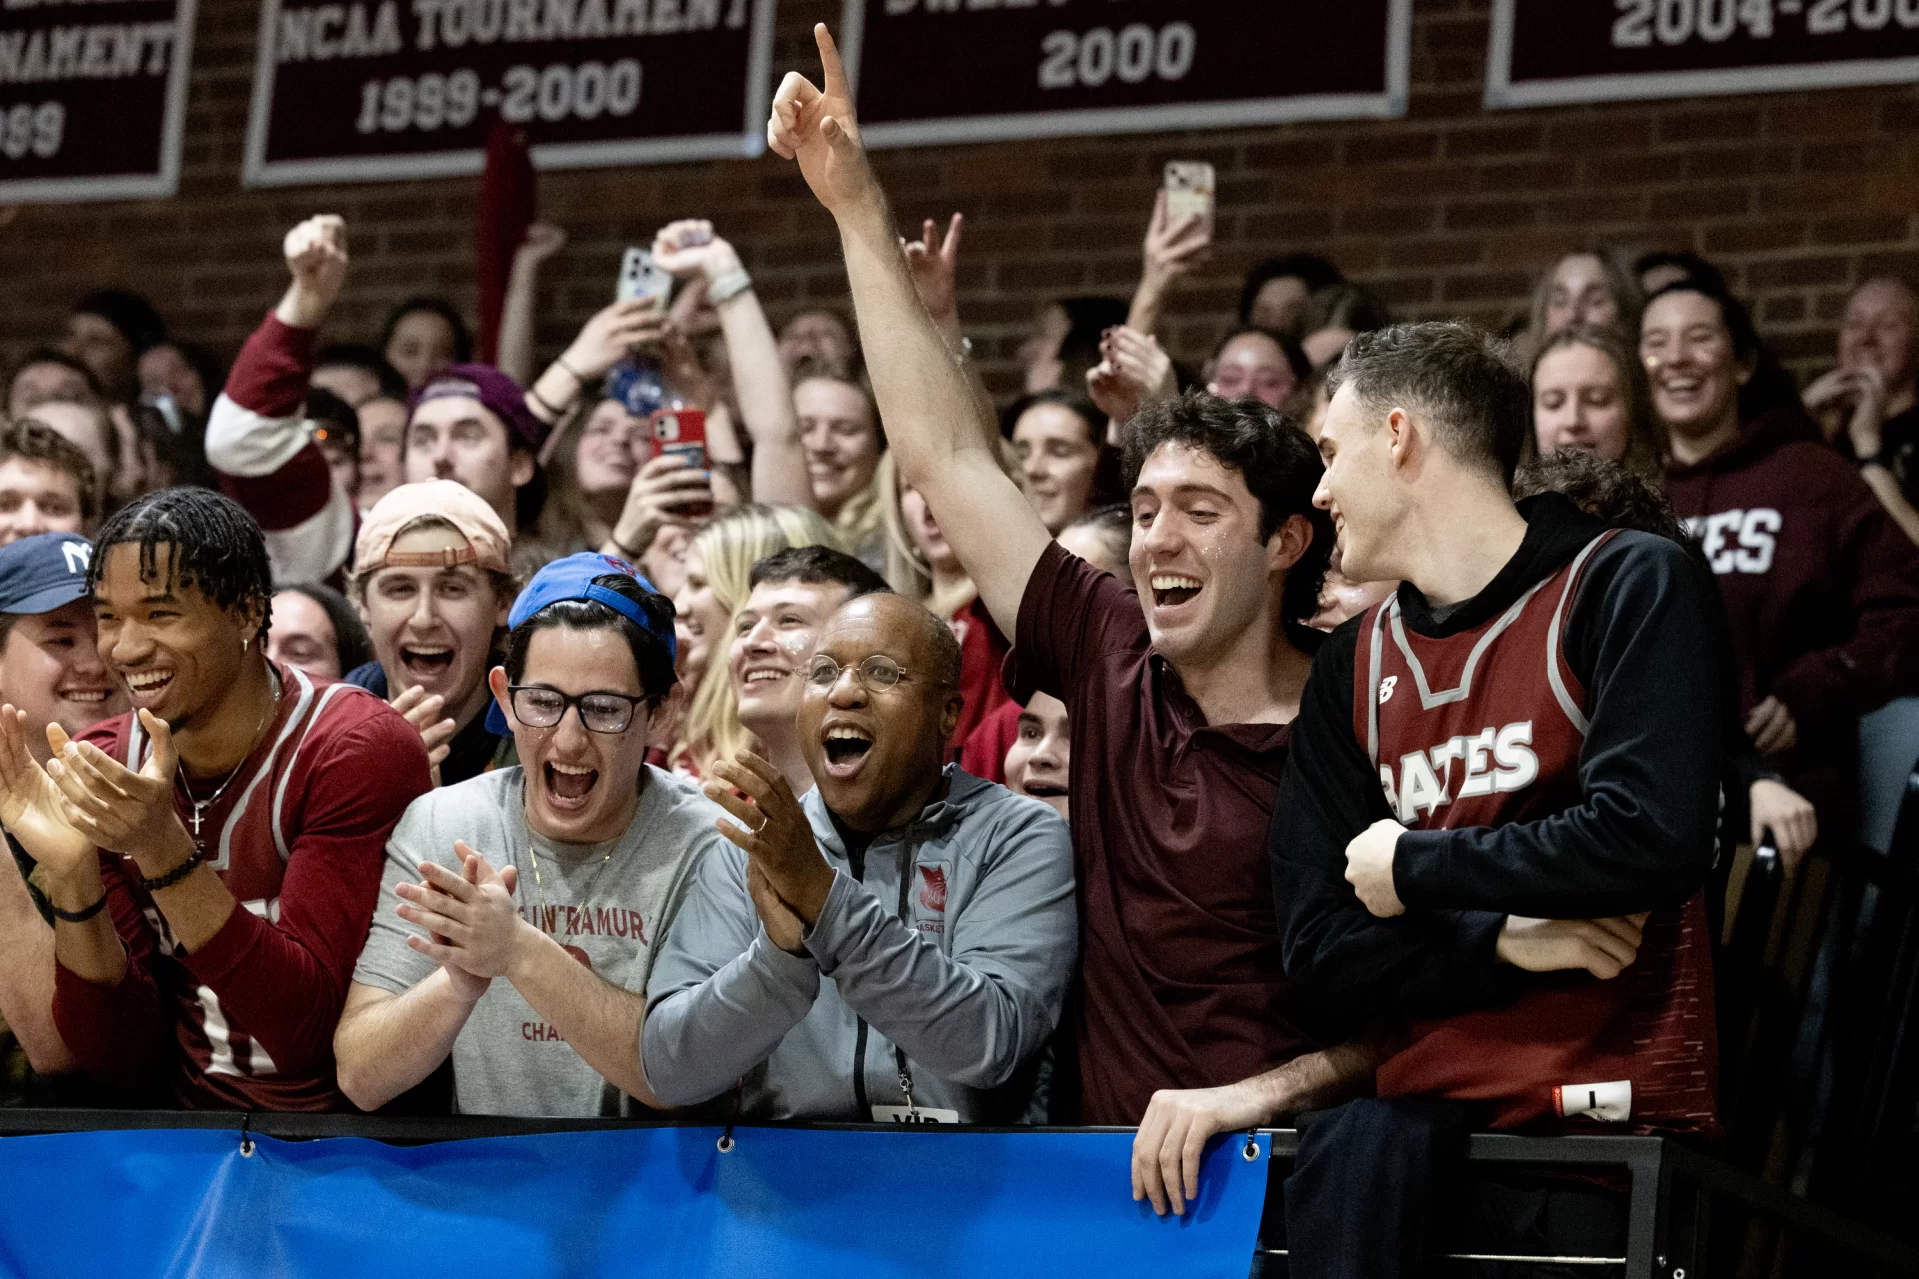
[1010,542,1318,1125]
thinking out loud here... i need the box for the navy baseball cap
[0,533,93,617]
[485,553,676,736]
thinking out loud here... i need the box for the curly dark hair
[1121,389,1333,637]
[88,487,273,643]
[1511,449,1684,542]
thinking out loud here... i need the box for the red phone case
[649,408,711,516]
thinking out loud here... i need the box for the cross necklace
[174,673,279,848]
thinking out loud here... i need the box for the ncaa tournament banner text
[838,0,1412,150]
[0,0,194,202]
[1489,0,1919,108]
[242,0,776,187]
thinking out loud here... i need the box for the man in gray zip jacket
[642,592,1075,1122]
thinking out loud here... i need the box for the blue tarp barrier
[0,1125,1269,1278]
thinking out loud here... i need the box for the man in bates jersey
[1268,324,1728,1276]
[0,488,430,1109]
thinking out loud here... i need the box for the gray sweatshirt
[641,767,1075,1122]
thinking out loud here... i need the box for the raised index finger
[814,23,849,96]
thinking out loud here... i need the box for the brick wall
[8,0,1919,399]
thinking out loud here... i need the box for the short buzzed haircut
[750,544,890,599]
[0,419,98,522]
[846,592,961,690]
[1327,321,1530,485]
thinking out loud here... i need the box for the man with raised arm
[766,24,1366,1178]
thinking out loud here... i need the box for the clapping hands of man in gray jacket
[642,592,1075,1123]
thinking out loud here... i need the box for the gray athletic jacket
[641,766,1075,1122]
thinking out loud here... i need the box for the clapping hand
[766,25,872,215]
[704,752,835,932]
[395,840,525,982]
[390,686,457,787]
[0,705,93,879]
[44,710,188,866]
[747,860,808,955]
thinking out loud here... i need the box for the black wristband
[48,894,107,923]
[138,849,205,894]
[1859,450,1892,470]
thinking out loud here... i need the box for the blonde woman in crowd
[796,373,886,568]
[1526,324,1669,483]
[1525,247,1644,356]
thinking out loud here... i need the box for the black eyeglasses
[508,685,647,734]
[804,654,950,692]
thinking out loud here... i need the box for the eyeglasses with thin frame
[508,685,648,734]
[804,653,950,693]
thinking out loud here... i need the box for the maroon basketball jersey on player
[1352,531,1718,1135]
[85,666,402,1110]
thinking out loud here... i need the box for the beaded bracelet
[138,849,205,894]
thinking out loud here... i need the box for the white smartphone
[1164,161,1216,231]
[616,247,674,311]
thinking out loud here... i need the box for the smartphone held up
[1163,161,1215,234]
[650,407,712,518]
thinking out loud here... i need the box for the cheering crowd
[0,24,1915,1274]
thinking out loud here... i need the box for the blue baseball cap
[484,553,676,736]
[0,532,94,617]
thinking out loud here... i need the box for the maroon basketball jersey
[88,666,395,1110]
[1352,531,1718,1135]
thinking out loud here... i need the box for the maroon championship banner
[242,0,776,187]
[1488,0,1919,107]
[839,0,1411,149]
[0,0,195,202]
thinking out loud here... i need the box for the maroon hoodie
[1665,405,1919,827]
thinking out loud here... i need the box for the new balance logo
[1378,721,1539,823]
[1378,676,1397,705]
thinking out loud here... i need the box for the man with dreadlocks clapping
[0,487,430,1109]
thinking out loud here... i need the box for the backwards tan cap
[353,480,511,576]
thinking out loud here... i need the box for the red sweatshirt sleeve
[51,853,172,1092]
[176,710,431,1075]
[1770,472,1919,728]
[206,311,356,582]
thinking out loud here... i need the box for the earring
[242,637,250,652]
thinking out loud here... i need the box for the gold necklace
[174,671,279,846]
[525,839,617,942]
